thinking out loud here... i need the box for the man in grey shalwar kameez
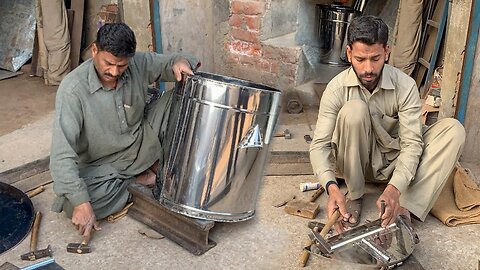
[49,23,198,237]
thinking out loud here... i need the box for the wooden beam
[70,0,85,69]
[439,0,474,119]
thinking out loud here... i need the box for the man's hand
[326,184,349,233]
[172,59,194,81]
[377,184,401,228]
[71,202,101,237]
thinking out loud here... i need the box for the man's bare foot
[135,169,156,188]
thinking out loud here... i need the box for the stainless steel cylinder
[157,72,281,222]
[317,5,360,66]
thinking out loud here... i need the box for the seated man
[309,15,465,232]
[50,23,198,237]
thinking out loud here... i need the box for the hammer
[67,230,94,254]
[299,209,340,267]
[274,129,292,139]
[20,212,53,261]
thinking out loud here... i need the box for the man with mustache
[310,15,465,233]
[49,23,198,238]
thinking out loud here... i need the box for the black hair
[95,23,136,57]
[347,15,389,47]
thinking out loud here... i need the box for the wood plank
[12,171,52,193]
[439,0,474,118]
[0,157,50,185]
[70,0,85,69]
[265,163,313,176]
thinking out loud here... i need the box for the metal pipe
[152,0,165,91]
[330,222,397,250]
[456,0,479,124]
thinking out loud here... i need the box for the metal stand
[127,183,216,255]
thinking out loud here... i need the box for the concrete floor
[0,69,479,269]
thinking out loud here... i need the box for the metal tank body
[157,72,281,222]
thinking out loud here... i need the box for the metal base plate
[158,197,255,223]
[127,183,216,255]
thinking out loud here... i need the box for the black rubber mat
[0,182,34,255]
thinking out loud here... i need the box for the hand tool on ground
[107,201,133,222]
[299,209,340,267]
[26,186,45,198]
[273,129,291,139]
[66,230,95,254]
[284,186,325,219]
[307,208,420,269]
[20,212,52,261]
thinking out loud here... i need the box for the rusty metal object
[128,183,216,255]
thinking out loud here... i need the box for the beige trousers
[389,0,423,76]
[39,0,71,85]
[333,100,465,221]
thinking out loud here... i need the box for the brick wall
[225,0,300,90]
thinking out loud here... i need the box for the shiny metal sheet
[157,72,281,222]
[0,0,36,72]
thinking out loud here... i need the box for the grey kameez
[50,52,198,219]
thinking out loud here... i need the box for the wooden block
[284,200,320,219]
[70,0,85,69]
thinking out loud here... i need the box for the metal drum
[156,72,281,222]
[316,5,360,66]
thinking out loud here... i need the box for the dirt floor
[0,67,479,269]
[0,65,57,137]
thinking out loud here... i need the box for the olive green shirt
[310,64,424,194]
[50,52,198,210]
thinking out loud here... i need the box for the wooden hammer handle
[30,212,42,251]
[309,186,325,202]
[320,209,340,238]
[298,209,340,267]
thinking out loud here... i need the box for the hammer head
[66,242,91,254]
[20,245,53,261]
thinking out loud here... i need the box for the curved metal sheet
[0,182,35,255]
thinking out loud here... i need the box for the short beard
[352,64,384,91]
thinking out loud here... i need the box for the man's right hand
[326,184,350,233]
[71,202,101,237]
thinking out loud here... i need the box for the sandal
[399,214,420,244]
[341,197,363,228]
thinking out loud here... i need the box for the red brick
[231,1,265,15]
[228,14,244,28]
[262,45,299,64]
[255,58,271,72]
[281,62,297,78]
[228,40,262,57]
[231,1,243,14]
[231,27,259,43]
[244,15,261,31]
[270,59,280,74]
[238,55,255,66]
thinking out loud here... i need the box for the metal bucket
[156,72,281,222]
[316,5,360,66]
